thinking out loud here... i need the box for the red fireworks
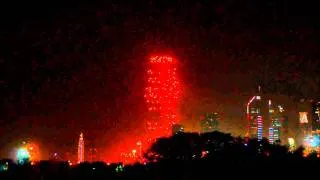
[144,55,182,138]
[107,55,182,164]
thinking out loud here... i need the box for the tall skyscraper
[268,127,274,144]
[268,100,285,144]
[247,95,263,141]
[77,133,84,164]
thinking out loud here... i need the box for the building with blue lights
[247,95,263,141]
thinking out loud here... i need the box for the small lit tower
[78,133,84,164]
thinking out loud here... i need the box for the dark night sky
[1,0,320,159]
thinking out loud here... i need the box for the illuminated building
[144,55,182,138]
[172,124,184,135]
[247,93,263,141]
[269,128,274,144]
[299,112,311,145]
[311,101,320,131]
[200,112,220,133]
[78,133,84,164]
[268,100,285,144]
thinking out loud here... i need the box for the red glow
[104,55,182,164]
[23,142,41,163]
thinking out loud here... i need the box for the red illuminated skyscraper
[144,55,182,138]
[78,133,84,164]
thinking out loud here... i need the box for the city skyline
[1,1,320,161]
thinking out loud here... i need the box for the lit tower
[246,87,263,141]
[268,127,274,144]
[77,133,84,164]
[268,100,283,144]
[144,55,182,138]
[311,101,320,132]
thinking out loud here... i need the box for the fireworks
[145,55,182,138]
[16,148,30,164]
[16,141,40,164]
[105,55,182,164]
[113,55,182,164]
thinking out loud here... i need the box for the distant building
[268,100,284,144]
[172,124,184,135]
[200,112,220,133]
[78,133,84,164]
[268,100,286,144]
[311,101,320,131]
[299,112,311,139]
[269,128,274,144]
[247,95,263,141]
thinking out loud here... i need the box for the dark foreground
[1,132,319,179]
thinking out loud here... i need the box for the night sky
[1,0,320,159]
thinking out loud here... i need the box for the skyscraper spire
[78,132,84,164]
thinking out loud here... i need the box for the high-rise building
[299,112,311,135]
[311,101,320,131]
[268,128,274,144]
[77,133,84,164]
[268,100,285,144]
[247,95,263,141]
[200,112,220,133]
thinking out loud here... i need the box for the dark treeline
[0,131,319,179]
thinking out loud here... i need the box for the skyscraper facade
[268,127,274,144]
[247,95,263,141]
[78,133,84,164]
[268,100,285,144]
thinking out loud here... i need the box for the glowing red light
[145,55,182,138]
[106,55,182,164]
